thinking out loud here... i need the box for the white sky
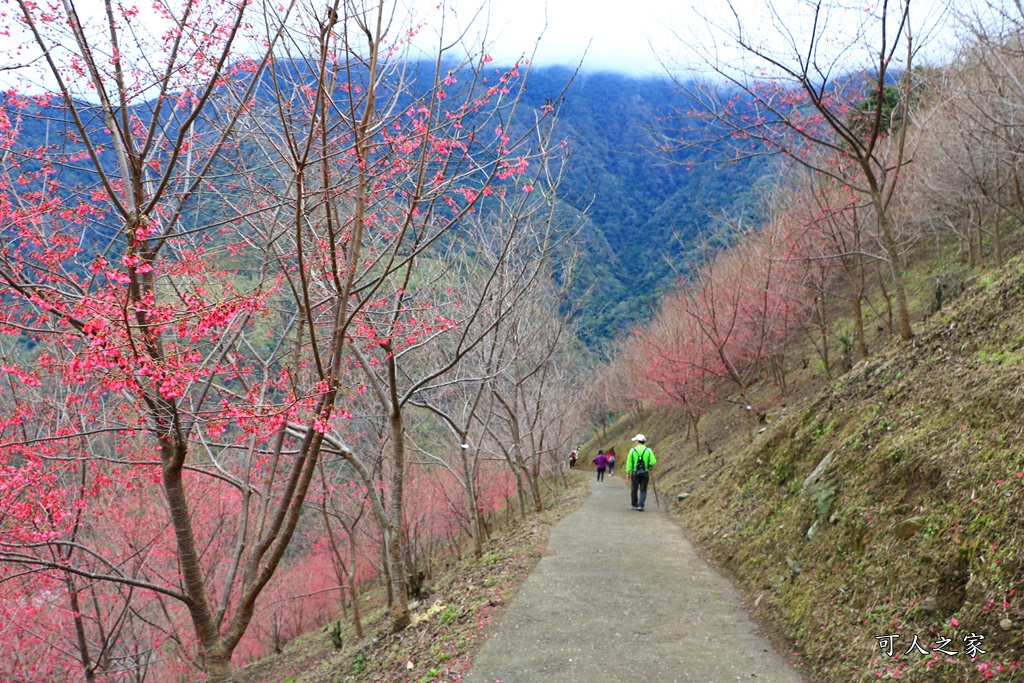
[435,0,681,75]
[0,0,962,91]
[423,0,959,76]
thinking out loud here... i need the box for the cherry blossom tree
[670,0,922,340]
[0,0,300,676]
[629,302,717,453]
[0,0,559,678]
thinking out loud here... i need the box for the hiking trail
[464,474,808,683]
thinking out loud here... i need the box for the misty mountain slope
[510,66,769,344]
[2,65,768,347]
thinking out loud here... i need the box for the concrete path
[465,474,807,683]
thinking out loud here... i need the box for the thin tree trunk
[387,404,411,630]
[381,536,393,608]
[877,270,894,341]
[515,468,527,520]
[526,465,543,513]
[995,204,1003,267]
[348,531,363,639]
[690,413,702,455]
[461,447,484,558]
[66,574,98,683]
[853,289,868,360]
[876,211,912,340]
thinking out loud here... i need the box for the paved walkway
[465,474,807,683]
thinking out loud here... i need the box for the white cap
[631,433,646,443]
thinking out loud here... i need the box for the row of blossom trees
[0,0,583,680]
[594,0,1024,455]
[609,207,814,451]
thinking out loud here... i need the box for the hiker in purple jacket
[593,450,608,483]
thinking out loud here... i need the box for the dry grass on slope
[643,258,1024,682]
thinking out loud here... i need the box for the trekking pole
[651,470,661,509]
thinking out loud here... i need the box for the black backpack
[632,446,649,474]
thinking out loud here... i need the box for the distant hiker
[593,450,608,482]
[569,450,578,469]
[626,434,656,511]
[607,448,616,477]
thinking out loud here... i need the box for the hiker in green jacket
[626,434,656,511]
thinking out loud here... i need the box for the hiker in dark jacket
[593,450,608,482]
[625,434,656,511]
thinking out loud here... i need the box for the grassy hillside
[588,255,1024,682]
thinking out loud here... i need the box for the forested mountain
[508,67,769,346]
[4,65,765,349]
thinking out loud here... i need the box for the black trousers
[596,468,605,482]
[630,471,649,509]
